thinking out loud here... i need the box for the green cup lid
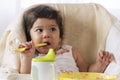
[32,48,56,62]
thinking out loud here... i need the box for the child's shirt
[38,45,79,74]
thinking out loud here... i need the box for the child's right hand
[18,41,35,58]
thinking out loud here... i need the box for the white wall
[0,0,18,37]
[0,0,120,38]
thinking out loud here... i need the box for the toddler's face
[30,18,61,54]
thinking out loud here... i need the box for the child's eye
[36,29,43,32]
[50,27,56,32]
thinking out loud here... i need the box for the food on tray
[58,72,116,80]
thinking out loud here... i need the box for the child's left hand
[97,50,115,66]
[89,50,115,72]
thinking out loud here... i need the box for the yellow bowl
[58,72,116,80]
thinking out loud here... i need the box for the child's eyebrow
[50,24,58,27]
[32,26,43,30]
[34,26,43,28]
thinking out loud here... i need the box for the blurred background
[0,0,120,37]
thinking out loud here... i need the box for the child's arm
[88,51,114,72]
[19,41,35,74]
[20,56,34,73]
[72,48,88,72]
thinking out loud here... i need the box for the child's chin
[42,49,49,54]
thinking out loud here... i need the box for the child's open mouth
[44,42,51,46]
[40,42,51,49]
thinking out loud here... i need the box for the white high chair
[0,3,120,79]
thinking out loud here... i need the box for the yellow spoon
[35,43,47,47]
[13,43,47,53]
[14,47,26,53]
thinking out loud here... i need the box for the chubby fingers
[99,51,114,63]
[56,48,69,54]
[18,41,34,51]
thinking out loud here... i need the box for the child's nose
[43,31,50,38]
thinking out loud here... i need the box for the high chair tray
[0,72,119,80]
[58,72,116,80]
